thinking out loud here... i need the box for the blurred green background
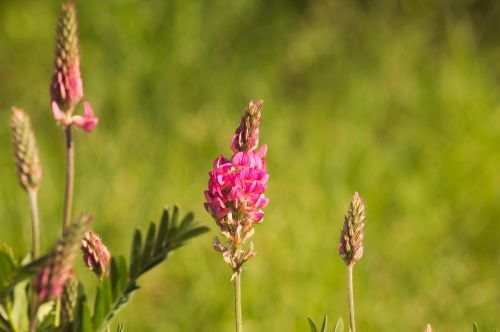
[1,0,499,331]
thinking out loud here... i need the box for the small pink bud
[81,230,111,278]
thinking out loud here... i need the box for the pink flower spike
[51,101,66,122]
[73,102,98,132]
[50,3,84,112]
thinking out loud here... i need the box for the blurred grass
[1,0,499,331]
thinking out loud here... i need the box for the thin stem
[28,190,40,332]
[29,302,38,332]
[347,264,356,332]
[233,270,242,332]
[62,125,74,230]
[29,317,37,332]
[28,190,40,258]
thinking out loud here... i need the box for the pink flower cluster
[50,50,83,112]
[33,264,69,302]
[204,145,269,224]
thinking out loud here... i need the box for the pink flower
[33,265,67,302]
[204,144,269,224]
[206,100,268,272]
[33,250,76,303]
[50,2,97,132]
[50,57,83,112]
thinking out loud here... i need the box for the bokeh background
[1,0,499,331]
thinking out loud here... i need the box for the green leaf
[110,256,127,300]
[472,322,479,332]
[11,279,29,331]
[92,278,112,328]
[0,311,14,332]
[320,314,327,332]
[0,251,47,300]
[166,206,179,245]
[128,230,142,279]
[0,244,18,292]
[155,209,169,254]
[175,226,210,244]
[170,206,179,232]
[36,302,56,331]
[307,317,318,332]
[140,223,156,270]
[333,318,344,332]
[73,284,93,332]
[176,212,195,236]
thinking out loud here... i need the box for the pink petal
[73,102,98,132]
[252,212,264,223]
[257,144,267,158]
[51,101,66,122]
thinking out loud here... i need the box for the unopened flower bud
[242,242,256,263]
[10,107,42,192]
[213,237,227,253]
[230,100,263,153]
[81,230,111,279]
[50,2,83,112]
[339,192,366,266]
[34,214,90,303]
[61,273,79,326]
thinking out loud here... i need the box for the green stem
[28,190,40,258]
[29,304,38,332]
[233,270,242,332]
[62,125,74,230]
[347,264,356,332]
[27,190,40,332]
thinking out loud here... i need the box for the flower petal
[73,102,98,132]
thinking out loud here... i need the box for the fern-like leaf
[90,206,208,331]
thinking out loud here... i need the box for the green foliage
[70,206,208,332]
[0,245,17,294]
[0,206,207,332]
[0,253,46,332]
[308,315,345,332]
